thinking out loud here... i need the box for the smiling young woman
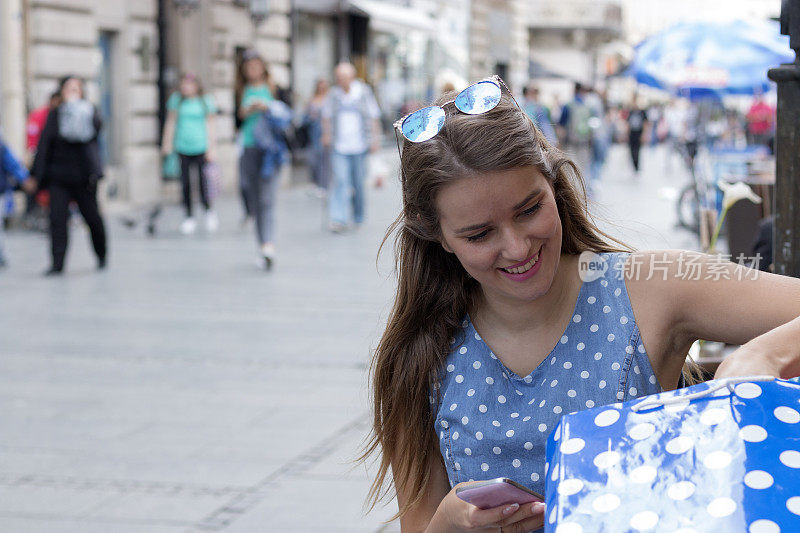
[362,87,800,533]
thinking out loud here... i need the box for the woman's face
[437,166,563,305]
[243,58,266,83]
[61,78,83,102]
[180,77,199,97]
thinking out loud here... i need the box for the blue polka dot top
[433,252,663,498]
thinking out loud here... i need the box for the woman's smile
[498,246,543,281]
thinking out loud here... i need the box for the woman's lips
[500,247,542,274]
[498,247,543,281]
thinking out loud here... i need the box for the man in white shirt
[321,63,381,232]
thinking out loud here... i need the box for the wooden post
[768,0,800,277]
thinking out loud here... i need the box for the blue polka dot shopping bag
[544,376,800,532]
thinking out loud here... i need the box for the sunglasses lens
[455,81,501,115]
[401,106,446,143]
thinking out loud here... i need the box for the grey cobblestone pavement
[0,144,697,532]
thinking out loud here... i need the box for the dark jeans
[179,153,209,217]
[240,147,279,245]
[629,132,643,172]
[49,180,107,270]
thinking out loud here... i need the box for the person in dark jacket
[30,76,107,276]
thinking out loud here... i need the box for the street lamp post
[768,0,800,278]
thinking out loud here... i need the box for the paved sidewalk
[0,144,697,532]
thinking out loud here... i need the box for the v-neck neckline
[467,275,588,382]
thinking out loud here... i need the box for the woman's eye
[522,202,542,216]
[466,230,489,242]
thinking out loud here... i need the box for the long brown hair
[234,50,275,128]
[362,92,630,518]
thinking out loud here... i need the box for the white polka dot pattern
[538,377,800,532]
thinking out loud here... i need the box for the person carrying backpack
[558,82,594,186]
[161,72,219,234]
[30,75,107,276]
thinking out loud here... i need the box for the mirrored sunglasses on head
[393,75,516,143]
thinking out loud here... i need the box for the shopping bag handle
[631,375,775,413]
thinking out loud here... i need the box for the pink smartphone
[455,478,544,510]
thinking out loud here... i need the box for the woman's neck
[474,254,579,335]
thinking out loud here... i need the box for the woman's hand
[715,341,785,380]
[432,482,545,532]
[715,315,800,380]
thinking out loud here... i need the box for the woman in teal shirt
[235,50,278,270]
[161,72,218,234]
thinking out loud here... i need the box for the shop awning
[348,0,437,35]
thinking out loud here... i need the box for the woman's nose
[500,227,531,261]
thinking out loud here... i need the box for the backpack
[567,100,593,144]
[58,100,96,143]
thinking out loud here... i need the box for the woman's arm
[161,111,177,155]
[31,108,57,184]
[627,250,800,384]
[394,440,543,533]
[92,106,103,139]
[237,101,267,121]
[205,114,216,161]
[396,450,450,533]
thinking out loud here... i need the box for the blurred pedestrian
[31,76,107,276]
[249,98,292,270]
[303,78,331,196]
[161,72,219,235]
[558,83,594,183]
[589,105,614,193]
[0,134,36,268]
[745,94,775,152]
[235,50,283,268]
[235,49,277,226]
[625,97,648,176]
[321,62,381,233]
[522,83,557,145]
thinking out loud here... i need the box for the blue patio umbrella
[626,20,795,99]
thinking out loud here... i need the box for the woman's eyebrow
[455,221,490,234]
[454,188,544,234]
[513,189,543,210]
